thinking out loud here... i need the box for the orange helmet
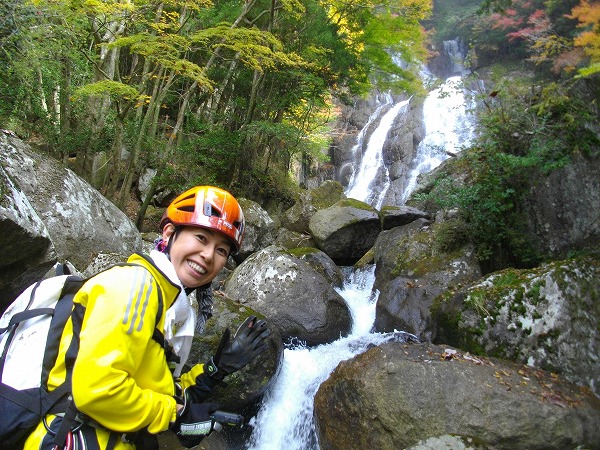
[160,186,245,252]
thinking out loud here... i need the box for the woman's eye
[217,247,229,257]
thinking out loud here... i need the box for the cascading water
[345,98,411,209]
[401,74,476,203]
[246,44,476,449]
[246,266,416,450]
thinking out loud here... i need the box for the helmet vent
[204,202,222,218]
[179,205,195,213]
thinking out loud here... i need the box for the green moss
[288,247,321,257]
[464,289,491,318]
[526,280,544,305]
[433,218,470,253]
[391,230,465,278]
[336,198,377,211]
[310,181,345,209]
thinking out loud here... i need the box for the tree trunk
[136,79,197,228]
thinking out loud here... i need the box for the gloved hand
[171,394,220,448]
[205,316,270,380]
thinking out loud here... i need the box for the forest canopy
[0,0,431,226]
[1,0,598,236]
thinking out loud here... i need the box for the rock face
[223,245,351,346]
[433,255,600,397]
[314,342,600,450]
[0,158,56,312]
[372,218,482,341]
[0,134,142,311]
[524,152,600,258]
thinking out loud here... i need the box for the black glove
[206,316,270,380]
[171,394,220,448]
[185,370,219,404]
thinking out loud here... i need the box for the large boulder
[433,255,600,397]
[223,245,351,346]
[314,342,600,450]
[236,198,276,262]
[280,180,346,234]
[380,204,431,230]
[0,161,56,312]
[0,134,142,308]
[373,218,481,341]
[287,247,344,288]
[309,199,381,265]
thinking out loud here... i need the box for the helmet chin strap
[161,226,182,261]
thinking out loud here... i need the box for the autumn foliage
[467,0,600,77]
[567,0,600,75]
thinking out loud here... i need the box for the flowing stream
[246,66,476,449]
[246,267,416,450]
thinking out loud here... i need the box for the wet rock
[373,219,481,341]
[314,342,600,450]
[223,245,351,346]
[309,199,381,265]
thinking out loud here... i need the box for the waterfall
[401,74,476,203]
[345,93,393,193]
[246,266,416,450]
[345,98,411,209]
[246,42,476,449]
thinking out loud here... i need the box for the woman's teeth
[187,260,206,274]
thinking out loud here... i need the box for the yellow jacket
[25,253,209,450]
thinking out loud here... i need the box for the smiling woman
[158,186,246,289]
[18,185,271,450]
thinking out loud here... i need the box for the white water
[345,98,410,208]
[246,267,416,450]
[247,61,476,449]
[401,75,476,203]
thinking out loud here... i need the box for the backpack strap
[149,281,181,369]
[50,263,173,448]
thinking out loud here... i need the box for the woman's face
[163,224,231,288]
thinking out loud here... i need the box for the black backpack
[0,262,173,449]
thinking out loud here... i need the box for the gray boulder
[380,204,431,230]
[314,342,600,450]
[237,198,276,262]
[0,134,142,309]
[280,180,346,234]
[224,245,351,346]
[0,161,56,311]
[287,247,344,288]
[433,255,600,397]
[373,218,481,341]
[309,199,381,265]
